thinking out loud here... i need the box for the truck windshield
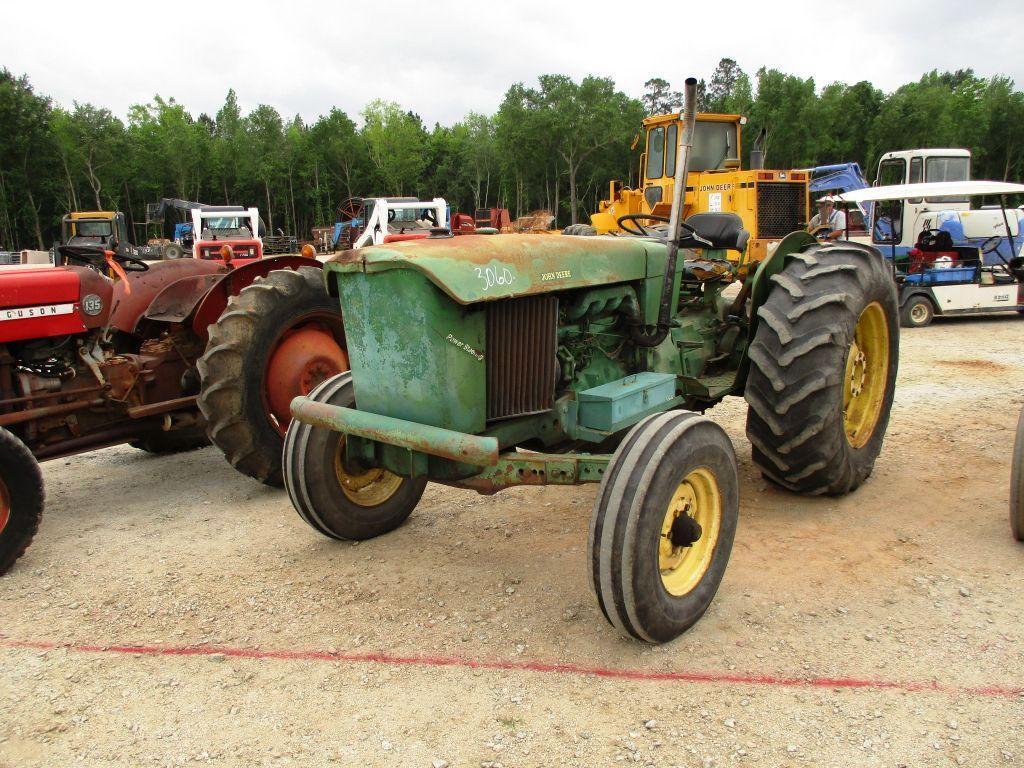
[204,217,245,230]
[926,156,970,202]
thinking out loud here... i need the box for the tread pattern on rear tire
[197,266,339,487]
[0,428,44,576]
[745,242,899,496]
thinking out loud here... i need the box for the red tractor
[0,243,347,574]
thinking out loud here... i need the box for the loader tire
[745,241,899,495]
[198,266,347,487]
[588,411,738,643]
[1011,407,1024,542]
[0,428,44,576]
[563,224,597,236]
[284,372,427,541]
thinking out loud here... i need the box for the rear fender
[731,231,818,393]
[189,255,322,341]
[112,259,229,336]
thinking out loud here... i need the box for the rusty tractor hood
[325,234,663,304]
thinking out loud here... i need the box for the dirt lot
[1,315,1022,767]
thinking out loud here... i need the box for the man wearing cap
[808,196,847,241]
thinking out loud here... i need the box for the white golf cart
[839,181,1024,327]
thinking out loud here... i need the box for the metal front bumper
[289,397,500,467]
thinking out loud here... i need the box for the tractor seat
[680,213,750,253]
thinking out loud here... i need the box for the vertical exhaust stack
[630,77,698,348]
[750,128,767,170]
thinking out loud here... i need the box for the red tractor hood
[0,266,114,343]
[0,267,81,309]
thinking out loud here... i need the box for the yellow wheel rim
[843,301,890,449]
[334,437,403,506]
[659,468,721,597]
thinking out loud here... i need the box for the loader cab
[641,113,743,210]
[61,212,129,249]
[871,149,971,251]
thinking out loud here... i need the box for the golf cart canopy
[839,180,1024,203]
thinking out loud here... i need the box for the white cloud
[2,0,1021,125]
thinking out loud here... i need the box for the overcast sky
[4,0,1022,126]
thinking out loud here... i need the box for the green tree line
[2,59,1022,250]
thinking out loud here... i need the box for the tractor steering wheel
[616,214,712,248]
[617,213,669,236]
[59,245,150,273]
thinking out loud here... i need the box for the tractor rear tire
[198,266,346,487]
[0,428,44,576]
[745,242,899,496]
[1011,407,1024,542]
[131,425,209,454]
[588,411,738,643]
[899,295,934,328]
[283,372,427,541]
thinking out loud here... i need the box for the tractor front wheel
[745,241,899,495]
[198,266,348,486]
[284,372,427,540]
[1011,407,1024,542]
[588,411,739,643]
[0,428,44,576]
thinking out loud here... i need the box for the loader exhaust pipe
[630,77,698,348]
[750,128,767,170]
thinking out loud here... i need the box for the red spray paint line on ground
[2,636,1021,700]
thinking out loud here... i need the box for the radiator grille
[486,296,558,421]
[757,182,806,238]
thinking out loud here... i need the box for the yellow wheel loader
[589,112,810,265]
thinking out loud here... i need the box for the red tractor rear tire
[0,427,44,576]
[197,267,347,486]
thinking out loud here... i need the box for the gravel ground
[1,314,1022,768]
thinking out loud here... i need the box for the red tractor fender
[188,255,323,341]
[111,259,231,336]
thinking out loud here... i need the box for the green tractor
[284,79,899,643]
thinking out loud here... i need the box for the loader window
[646,126,665,180]
[74,221,112,238]
[664,124,678,177]
[690,121,739,172]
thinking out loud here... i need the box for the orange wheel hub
[266,323,348,433]
[0,478,10,535]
